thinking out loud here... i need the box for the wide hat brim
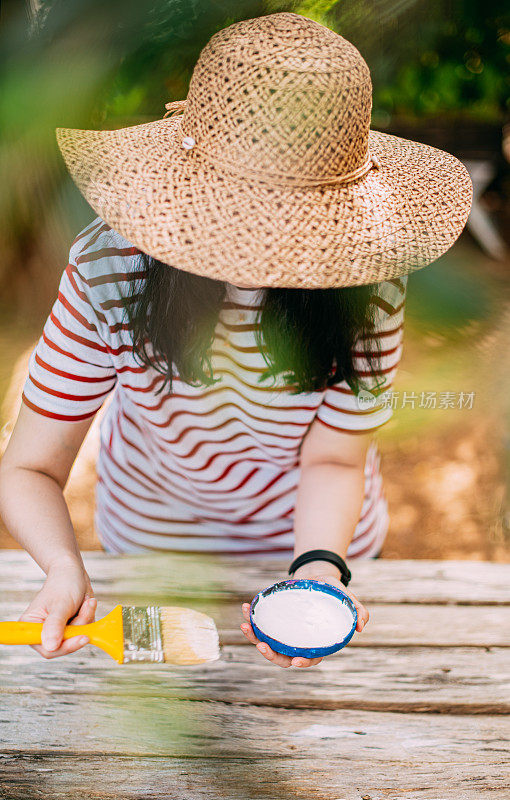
[56,114,472,288]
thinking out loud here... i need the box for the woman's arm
[241,418,371,669]
[1,224,121,657]
[241,278,406,667]
[293,418,370,565]
[0,404,97,657]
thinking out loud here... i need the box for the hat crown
[183,13,372,180]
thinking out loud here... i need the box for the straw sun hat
[56,12,472,288]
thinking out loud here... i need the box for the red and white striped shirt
[22,218,406,557]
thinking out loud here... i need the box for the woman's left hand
[240,566,369,669]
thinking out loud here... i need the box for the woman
[0,13,471,668]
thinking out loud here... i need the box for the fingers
[41,609,70,652]
[240,616,292,666]
[254,644,321,668]
[240,621,259,646]
[36,597,97,658]
[256,642,292,668]
[19,608,46,624]
[241,603,251,623]
[69,597,97,626]
[31,635,90,660]
[350,594,369,631]
[291,656,322,668]
[41,595,97,653]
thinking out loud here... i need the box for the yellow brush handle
[0,605,124,663]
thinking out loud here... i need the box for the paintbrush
[0,605,219,665]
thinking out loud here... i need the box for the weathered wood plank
[1,598,509,649]
[0,755,506,800]
[0,550,508,605]
[0,552,508,799]
[1,695,507,799]
[0,645,508,713]
[0,700,508,759]
[217,602,510,648]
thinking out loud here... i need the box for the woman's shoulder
[373,275,407,310]
[369,275,407,326]
[68,217,145,287]
[66,217,146,312]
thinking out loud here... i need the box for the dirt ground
[382,417,507,561]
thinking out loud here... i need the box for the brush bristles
[159,607,220,665]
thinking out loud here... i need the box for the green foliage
[374,11,510,122]
[406,254,494,335]
[18,0,509,131]
[295,0,510,123]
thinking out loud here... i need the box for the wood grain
[2,599,509,650]
[0,644,508,713]
[0,705,508,798]
[0,551,508,604]
[0,551,508,800]
[0,753,507,800]
[3,693,507,757]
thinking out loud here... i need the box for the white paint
[252,587,354,648]
[293,724,361,739]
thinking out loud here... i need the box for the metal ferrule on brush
[122,606,164,663]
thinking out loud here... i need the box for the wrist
[292,560,342,581]
[290,549,351,586]
[46,552,85,577]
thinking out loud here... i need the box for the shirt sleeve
[22,244,117,422]
[315,276,407,434]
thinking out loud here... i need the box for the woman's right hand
[19,557,97,659]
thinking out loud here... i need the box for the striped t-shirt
[22,217,406,557]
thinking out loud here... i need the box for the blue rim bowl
[249,578,357,658]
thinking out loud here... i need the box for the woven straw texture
[56,12,473,288]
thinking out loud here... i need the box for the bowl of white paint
[249,579,357,658]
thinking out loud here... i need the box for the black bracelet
[288,549,351,586]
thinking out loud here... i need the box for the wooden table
[0,552,508,800]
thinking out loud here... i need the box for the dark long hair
[124,253,382,395]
